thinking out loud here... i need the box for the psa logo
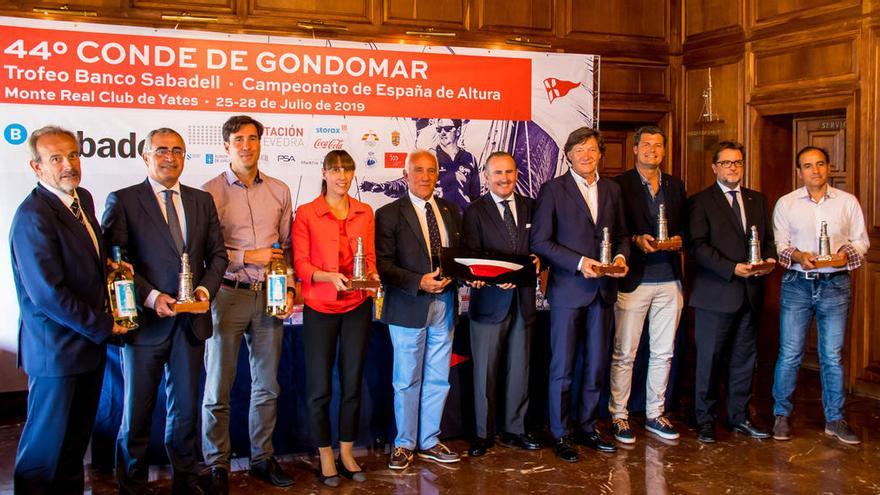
[4,123,27,145]
[385,152,406,168]
[276,155,296,163]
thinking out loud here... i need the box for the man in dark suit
[103,128,228,494]
[11,126,128,494]
[687,140,776,444]
[530,127,630,462]
[462,152,541,457]
[608,126,687,444]
[376,150,463,470]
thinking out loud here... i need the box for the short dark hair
[563,127,605,156]
[143,128,185,154]
[222,115,264,143]
[321,150,356,195]
[633,125,666,147]
[28,126,77,162]
[711,141,746,164]
[436,119,462,129]
[795,146,830,168]
[485,151,516,171]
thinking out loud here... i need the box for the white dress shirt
[773,185,869,273]
[408,191,449,256]
[489,191,517,225]
[570,169,598,224]
[716,181,747,233]
[40,180,99,257]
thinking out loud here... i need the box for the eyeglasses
[715,160,744,169]
[436,126,456,133]
[149,147,185,158]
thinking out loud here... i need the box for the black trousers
[694,304,758,426]
[302,299,372,447]
[14,366,104,495]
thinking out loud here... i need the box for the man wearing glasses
[361,118,481,211]
[687,141,776,444]
[103,128,228,494]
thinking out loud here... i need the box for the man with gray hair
[103,127,228,494]
[375,149,463,470]
[11,126,129,493]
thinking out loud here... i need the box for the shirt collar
[636,168,662,188]
[39,180,77,209]
[716,180,741,195]
[796,185,836,200]
[148,176,181,195]
[223,167,263,187]
[489,191,514,204]
[570,169,599,188]
[408,190,436,211]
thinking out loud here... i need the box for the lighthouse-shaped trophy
[594,227,626,276]
[170,253,209,313]
[812,221,847,269]
[346,237,380,289]
[648,204,683,251]
[746,226,775,273]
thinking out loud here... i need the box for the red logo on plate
[385,152,407,168]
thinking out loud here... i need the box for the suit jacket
[462,192,536,325]
[530,172,630,309]
[293,194,377,303]
[375,194,462,328]
[102,179,228,345]
[687,182,777,313]
[10,184,114,377]
[612,168,687,293]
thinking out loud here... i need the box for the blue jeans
[388,291,454,451]
[772,271,851,422]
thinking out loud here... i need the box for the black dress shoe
[171,473,205,495]
[698,423,716,443]
[249,457,294,487]
[497,432,542,450]
[573,430,617,453]
[208,467,228,495]
[553,437,579,462]
[468,437,493,457]
[732,420,771,439]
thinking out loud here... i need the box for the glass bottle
[107,246,138,329]
[266,242,288,316]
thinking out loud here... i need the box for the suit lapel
[741,189,759,232]
[597,179,612,231]
[136,179,180,255]
[36,185,101,267]
[436,199,457,247]
[514,194,530,252]
[562,172,595,227]
[481,194,511,246]
[400,195,430,259]
[180,185,197,252]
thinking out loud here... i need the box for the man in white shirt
[770,146,869,445]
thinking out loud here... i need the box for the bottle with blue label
[265,242,288,316]
[107,246,139,329]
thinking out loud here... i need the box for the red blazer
[293,194,377,303]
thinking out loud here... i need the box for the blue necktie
[728,190,744,233]
[163,189,185,254]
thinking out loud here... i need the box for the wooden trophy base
[171,300,210,313]
[813,257,847,269]
[595,264,626,276]
[649,236,682,251]
[346,279,381,290]
[748,260,776,272]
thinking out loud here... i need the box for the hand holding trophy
[812,221,847,269]
[170,253,210,313]
[648,204,682,251]
[346,237,381,290]
[746,225,776,275]
[594,227,626,276]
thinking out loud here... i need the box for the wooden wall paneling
[476,0,554,34]
[133,0,235,14]
[599,128,632,177]
[683,61,742,194]
[751,36,858,94]
[683,0,741,40]
[563,0,668,41]
[24,0,123,12]
[249,0,373,23]
[383,0,467,28]
[600,62,670,103]
[747,0,860,34]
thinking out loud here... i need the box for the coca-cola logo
[314,138,344,150]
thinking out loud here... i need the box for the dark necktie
[70,198,84,225]
[728,190,744,233]
[425,201,442,268]
[501,200,517,249]
[163,189,185,254]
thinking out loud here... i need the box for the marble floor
[1,374,878,494]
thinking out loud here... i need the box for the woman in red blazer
[293,150,379,486]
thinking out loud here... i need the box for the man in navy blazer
[530,127,630,462]
[376,150,463,470]
[11,126,128,494]
[102,128,227,494]
[687,141,776,444]
[608,126,687,444]
[462,152,541,457]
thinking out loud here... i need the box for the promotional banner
[0,16,598,391]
